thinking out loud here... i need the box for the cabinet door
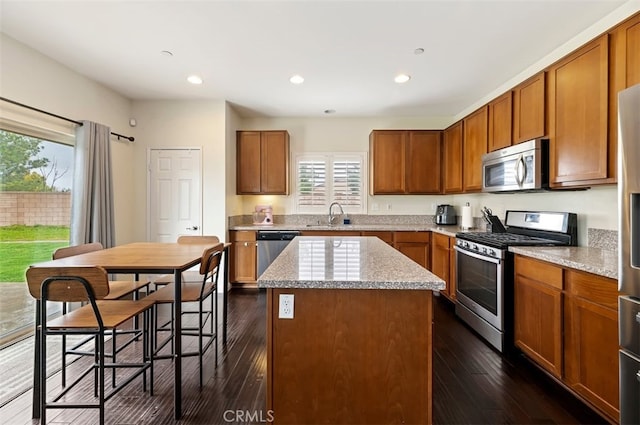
[430,233,451,299]
[406,131,442,194]
[394,232,430,269]
[488,91,513,152]
[564,270,619,422]
[361,231,394,245]
[443,121,463,194]
[548,35,610,186]
[237,131,262,194]
[463,106,488,192]
[513,72,546,143]
[370,131,406,194]
[514,256,564,377]
[609,14,640,182]
[230,231,257,283]
[514,275,563,378]
[261,131,289,194]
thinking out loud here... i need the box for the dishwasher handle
[257,231,301,241]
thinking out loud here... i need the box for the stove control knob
[489,249,496,256]
[472,244,478,251]
[463,241,469,248]
[482,247,487,254]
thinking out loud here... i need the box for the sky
[37,141,73,191]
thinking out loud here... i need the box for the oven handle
[454,245,501,265]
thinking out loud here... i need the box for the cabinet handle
[636,312,640,325]
[637,370,640,383]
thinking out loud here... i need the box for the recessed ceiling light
[187,75,203,85]
[324,109,336,114]
[161,50,174,57]
[290,74,304,84]
[414,48,425,55]
[394,74,411,84]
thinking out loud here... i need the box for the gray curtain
[70,121,115,248]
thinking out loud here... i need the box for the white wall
[0,34,137,244]
[130,100,228,242]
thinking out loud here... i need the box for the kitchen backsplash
[587,228,618,251]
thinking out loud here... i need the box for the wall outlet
[371,202,379,211]
[386,203,392,211]
[279,294,294,319]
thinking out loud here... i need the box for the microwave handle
[515,154,526,186]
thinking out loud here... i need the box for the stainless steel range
[454,210,577,352]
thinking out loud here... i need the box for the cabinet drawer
[362,231,394,244]
[515,255,563,290]
[565,269,618,309]
[394,231,430,243]
[230,231,256,242]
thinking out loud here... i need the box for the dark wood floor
[0,289,607,425]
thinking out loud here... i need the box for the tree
[0,130,53,191]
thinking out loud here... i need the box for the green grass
[0,225,70,282]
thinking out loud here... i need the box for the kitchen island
[258,236,445,425]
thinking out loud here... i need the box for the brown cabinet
[514,256,563,378]
[609,13,640,184]
[488,91,513,152]
[229,231,257,284]
[394,232,430,269]
[369,130,442,194]
[361,231,394,245]
[547,35,611,187]
[443,121,464,194]
[462,106,488,192]
[513,255,619,423]
[564,269,619,423]
[430,233,456,301]
[237,130,289,194]
[513,71,546,143]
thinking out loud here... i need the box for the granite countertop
[258,236,446,290]
[230,223,470,238]
[509,246,618,280]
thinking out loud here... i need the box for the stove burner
[456,232,560,249]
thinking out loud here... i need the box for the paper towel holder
[461,202,474,230]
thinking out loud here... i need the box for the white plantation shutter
[332,157,363,209]
[295,153,366,214]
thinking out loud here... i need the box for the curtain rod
[0,96,135,142]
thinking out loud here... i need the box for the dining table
[28,241,231,420]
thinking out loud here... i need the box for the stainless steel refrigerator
[619,82,640,424]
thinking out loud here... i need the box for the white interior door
[148,148,202,242]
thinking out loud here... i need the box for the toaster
[435,204,457,225]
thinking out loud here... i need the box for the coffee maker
[253,205,273,225]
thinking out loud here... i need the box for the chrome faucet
[328,201,344,225]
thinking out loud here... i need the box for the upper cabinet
[370,130,442,194]
[547,35,611,187]
[237,130,290,195]
[462,106,488,192]
[443,121,463,194]
[609,13,640,183]
[488,91,513,152]
[513,72,546,143]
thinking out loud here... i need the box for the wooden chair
[52,242,151,387]
[26,266,154,425]
[146,242,223,387]
[153,235,220,286]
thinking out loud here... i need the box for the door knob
[186,225,199,230]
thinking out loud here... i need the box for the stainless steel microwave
[482,138,549,193]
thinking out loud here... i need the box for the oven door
[454,246,504,330]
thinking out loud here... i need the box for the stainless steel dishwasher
[257,230,300,277]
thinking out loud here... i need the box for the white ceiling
[0,0,632,118]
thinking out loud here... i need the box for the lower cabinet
[513,255,619,423]
[394,232,430,269]
[514,256,563,378]
[430,233,456,301]
[229,231,257,285]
